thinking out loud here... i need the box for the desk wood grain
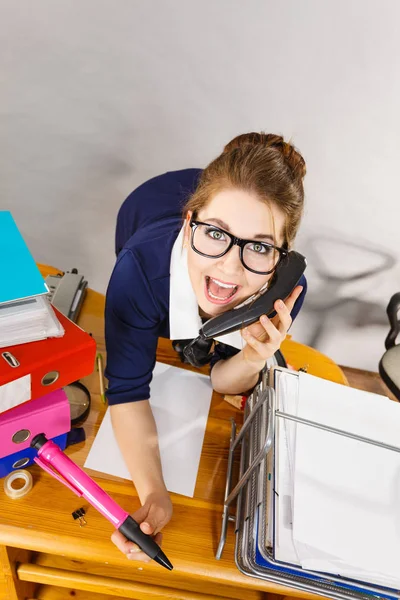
[0,265,388,600]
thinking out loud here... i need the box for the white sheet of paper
[0,374,31,414]
[292,372,400,585]
[84,362,213,497]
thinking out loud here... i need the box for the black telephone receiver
[182,250,307,367]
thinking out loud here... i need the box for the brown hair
[184,132,306,247]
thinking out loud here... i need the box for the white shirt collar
[169,226,244,350]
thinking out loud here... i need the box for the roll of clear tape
[4,469,33,499]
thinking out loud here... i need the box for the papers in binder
[0,296,64,348]
[0,211,64,347]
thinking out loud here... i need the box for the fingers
[129,502,148,525]
[111,492,172,565]
[270,285,303,331]
[242,290,301,360]
[259,314,282,343]
[242,315,282,360]
[111,529,139,556]
[128,548,151,563]
[127,533,163,563]
[138,502,169,536]
[110,488,173,567]
[272,299,292,334]
[111,525,164,564]
[284,285,303,313]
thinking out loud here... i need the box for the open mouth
[204,276,240,305]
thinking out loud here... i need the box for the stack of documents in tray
[232,367,400,598]
[274,369,400,589]
[0,211,64,347]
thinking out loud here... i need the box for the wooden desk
[0,266,393,600]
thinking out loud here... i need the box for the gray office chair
[379,292,400,401]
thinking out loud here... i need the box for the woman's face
[185,189,286,318]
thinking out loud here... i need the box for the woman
[105,132,307,562]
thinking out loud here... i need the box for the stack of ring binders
[217,365,400,600]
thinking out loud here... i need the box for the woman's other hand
[241,285,303,365]
[111,490,173,563]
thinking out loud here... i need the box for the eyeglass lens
[192,223,280,273]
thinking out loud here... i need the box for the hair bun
[223,131,306,180]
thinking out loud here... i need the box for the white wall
[1,0,399,371]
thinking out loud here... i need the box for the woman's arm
[109,400,173,562]
[110,400,166,501]
[105,251,173,562]
[210,350,264,394]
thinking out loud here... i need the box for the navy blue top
[105,169,307,406]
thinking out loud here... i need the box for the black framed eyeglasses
[189,220,288,275]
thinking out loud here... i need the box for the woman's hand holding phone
[241,285,303,365]
[111,490,173,563]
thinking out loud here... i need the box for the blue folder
[0,211,48,305]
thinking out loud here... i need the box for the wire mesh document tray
[216,367,400,600]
